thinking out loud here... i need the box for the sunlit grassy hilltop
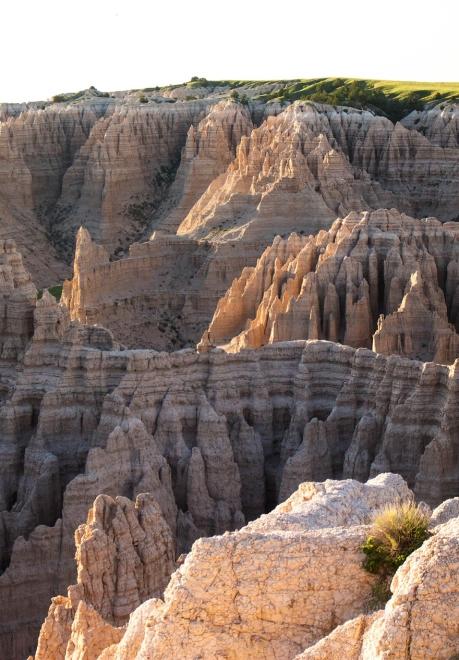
[49,77,459,123]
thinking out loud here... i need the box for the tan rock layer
[40,474,413,659]
[204,208,459,364]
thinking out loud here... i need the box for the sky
[2,0,457,102]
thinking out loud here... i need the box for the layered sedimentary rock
[0,99,212,283]
[158,99,254,233]
[2,327,458,656]
[177,102,459,244]
[2,229,459,656]
[204,209,459,363]
[3,98,458,297]
[61,225,258,350]
[0,105,102,285]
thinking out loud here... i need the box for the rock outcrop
[0,99,211,283]
[34,492,174,660]
[3,98,458,308]
[61,225,258,350]
[158,99,254,233]
[204,209,459,363]
[0,98,459,659]
[298,511,459,659]
[177,102,459,244]
[36,473,457,659]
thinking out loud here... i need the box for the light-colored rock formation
[2,98,458,290]
[0,99,211,283]
[0,95,458,660]
[35,474,412,659]
[45,101,459,351]
[298,514,459,659]
[177,101,459,244]
[158,99,253,233]
[204,209,459,363]
[34,492,174,660]
[61,224,259,350]
[430,496,459,526]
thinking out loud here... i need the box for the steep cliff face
[2,99,458,290]
[0,100,211,283]
[204,209,459,363]
[0,238,459,656]
[37,474,459,660]
[61,225,259,350]
[158,99,254,233]
[177,102,459,243]
[56,103,459,350]
[1,330,458,656]
[1,96,459,659]
[54,101,213,254]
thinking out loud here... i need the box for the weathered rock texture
[158,99,254,233]
[0,99,458,658]
[34,492,174,660]
[0,99,214,284]
[1,236,459,657]
[0,326,458,658]
[40,473,455,659]
[204,209,459,363]
[177,102,459,244]
[298,512,459,659]
[61,225,257,350]
[5,98,458,331]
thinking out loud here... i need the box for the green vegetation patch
[252,77,459,122]
[51,86,110,104]
[362,501,431,607]
[37,284,63,301]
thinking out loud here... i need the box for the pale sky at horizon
[2,0,458,103]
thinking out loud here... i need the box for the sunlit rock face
[1,98,458,290]
[1,296,458,657]
[34,474,459,660]
[204,209,459,364]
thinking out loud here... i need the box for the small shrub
[362,501,430,609]
[362,501,431,576]
[138,95,148,104]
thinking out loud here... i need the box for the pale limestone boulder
[430,496,459,526]
[91,474,411,659]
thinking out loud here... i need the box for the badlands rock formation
[1,234,459,656]
[0,98,214,283]
[1,96,457,292]
[0,93,459,659]
[177,101,459,243]
[298,514,459,659]
[34,474,459,659]
[60,224,257,350]
[204,209,459,363]
[34,492,174,660]
[58,102,459,350]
